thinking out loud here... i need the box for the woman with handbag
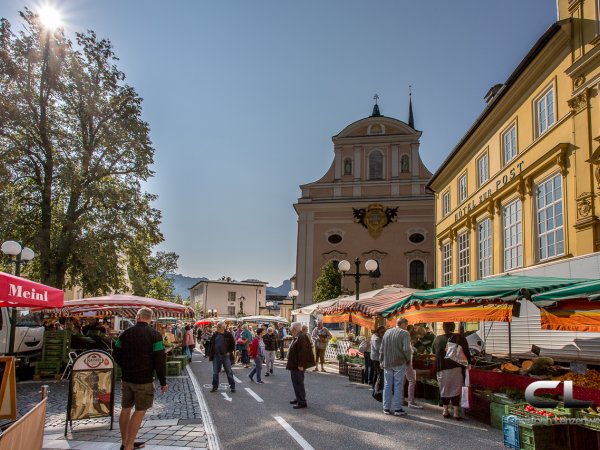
[432,322,471,420]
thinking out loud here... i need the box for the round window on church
[409,233,425,244]
[328,234,343,244]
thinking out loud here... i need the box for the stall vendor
[413,325,435,355]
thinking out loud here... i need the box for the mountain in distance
[169,273,291,299]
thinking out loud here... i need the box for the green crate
[173,355,188,369]
[519,422,570,450]
[167,361,182,376]
[490,402,511,430]
[576,410,600,431]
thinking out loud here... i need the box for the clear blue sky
[1,1,558,286]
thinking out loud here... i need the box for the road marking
[244,387,264,402]
[221,392,232,402]
[274,416,315,450]
[186,365,222,450]
[233,375,242,383]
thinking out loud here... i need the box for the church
[293,97,435,306]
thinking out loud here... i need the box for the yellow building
[429,0,600,288]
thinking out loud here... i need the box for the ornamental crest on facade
[353,204,398,239]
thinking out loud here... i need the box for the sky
[0,0,558,286]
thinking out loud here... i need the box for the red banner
[0,272,64,308]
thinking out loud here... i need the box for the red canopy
[37,294,194,318]
[0,271,64,308]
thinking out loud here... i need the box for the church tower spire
[408,86,415,129]
[371,93,381,117]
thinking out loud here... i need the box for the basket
[576,410,600,431]
[348,366,364,383]
[502,415,520,450]
[338,361,348,375]
[518,421,570,450]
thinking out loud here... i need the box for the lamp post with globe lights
[288,289,299,312]
[1,241,36,355]
[338,258,380,300]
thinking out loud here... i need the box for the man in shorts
[114,307,168,450]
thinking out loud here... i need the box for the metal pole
[354,258,360,300]
[41,385,49,400]
[8,252,22,355]
[508,321,512,361]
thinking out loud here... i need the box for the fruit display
[521,360,534,371]
[527,357,555,375]
[554,369,600,389]
[508,403,572,423]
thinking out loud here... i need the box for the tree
[128,251,179,301]
[313,261,343,302]
[0,9,163,293]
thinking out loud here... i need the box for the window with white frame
[227,306,236,315]
[443,191,451,217]
[228,291,236,302]
[535,86,555,137]
[477,152,489,187]
[458,232,470,283]
[458,173,468,204]
[502,124,517,165]
[442,241,452,287]
[503,199,523,271]
[478,218,492,278]
[536,173,564,261]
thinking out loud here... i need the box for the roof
[189,279,268,290]
[426,22,562,191]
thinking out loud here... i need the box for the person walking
[380,318,412,417]
[286,322,315,409]
[184,324,195,362]
[114,307,168,450]
[277,323,287,360]
[239,324,252,368]
[248,328,266,384]
[202,326,213,357]
[370,325,386,389]
[263,327,278,376]
[433,322,471,420]
[208,321,236,393]
[358,334,372,384]
[311,321,332,372]
[400,323,423,409]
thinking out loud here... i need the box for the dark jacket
[286,331,315,371]
[433,332,471,372]
[207,330,235,361]
[114,322,167,386]
[263,332,278,351]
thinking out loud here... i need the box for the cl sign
[524,380,593,408]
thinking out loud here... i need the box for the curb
[186,364,221,450]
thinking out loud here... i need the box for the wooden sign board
[0,357,17,420]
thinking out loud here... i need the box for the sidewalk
[5,356,212,450]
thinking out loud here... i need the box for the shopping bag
[185,346,192,359]
[460,369,470,409]
[372,369,383,402]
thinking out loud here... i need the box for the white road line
[244,387,264,402]
[274,416,315,450]
[233,375,242,383]
[221,392,232,402]
[186,365,222,450]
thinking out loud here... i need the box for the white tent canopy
[291,298,340,316]
[240,315,289,324]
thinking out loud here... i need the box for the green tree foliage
[0,9,163,293]
[313,261,342,303]
[128,251,178,301]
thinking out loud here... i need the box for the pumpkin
[521,360,534,370]
[501,363,520,374]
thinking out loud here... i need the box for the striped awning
[385,301,513,326]
[37,294,195,319]
[321,286,417,318]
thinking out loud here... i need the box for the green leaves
[313,261,343,303]
[0,10,167,295]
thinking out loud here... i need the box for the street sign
[65,350,115,436]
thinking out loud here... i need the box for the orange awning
[540,299,600,332]
[349,312,376,330]
[322,312,350,324]
[386,302,513,327]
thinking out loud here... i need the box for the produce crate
[490,401,510,430]
[519,421,570,450]
[348,366,364,383]
[576,410,600,432]
[507,403,573,424]
[338,361,348,376]
[502,415,520,450]
[167,361,182,376]
[466,391,491,424]
[420,378,439,402]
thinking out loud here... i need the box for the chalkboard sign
[0,357,16,420]
[65,350,115,436]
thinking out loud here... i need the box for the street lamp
[338,258,380,300]
[288,289,299,311]
[2,240,36,355]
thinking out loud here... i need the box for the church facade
[293,100,435,306]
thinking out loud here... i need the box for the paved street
[189,354,504,450]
